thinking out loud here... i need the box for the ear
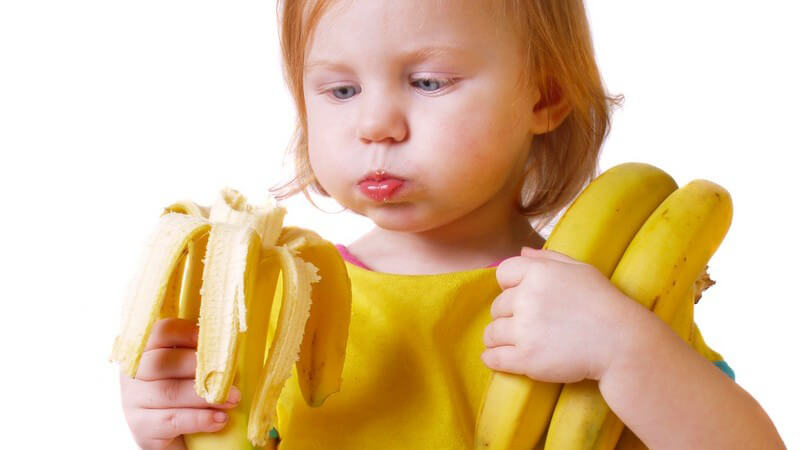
[529,79,572,135]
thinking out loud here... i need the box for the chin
[356,204,415,230]
[365,204,451,233]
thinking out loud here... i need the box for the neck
[350,207,545,274]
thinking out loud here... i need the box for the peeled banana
[110,188,352,448]
[543,180,733,450]
[474,162,679,449]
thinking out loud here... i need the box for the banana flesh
[111,187,351,449]
[544,180,733,450]
[209,188,287,248]
[177,235,208,321]
[474,162,678,450]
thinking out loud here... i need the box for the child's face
[303,0,538,233]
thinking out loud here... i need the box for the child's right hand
[119,318,240,450]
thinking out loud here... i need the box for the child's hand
[118,318,240,450]
[481,247,644,384]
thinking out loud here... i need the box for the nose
[356,89,408,145]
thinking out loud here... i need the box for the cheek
[307,126,344,192]
[424,113,519,185]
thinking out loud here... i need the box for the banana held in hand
[475,162,678,450]
[110,187,352,449]
[543,179,733,450]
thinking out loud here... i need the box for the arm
[599,302,786,449]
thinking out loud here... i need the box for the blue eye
[324,77,455,101]
[329,85,359,100]
[411,77,454,92]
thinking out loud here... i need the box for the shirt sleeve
[688,322,736,381]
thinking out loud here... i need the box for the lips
[358,171,406,202]
[359,170,405,183]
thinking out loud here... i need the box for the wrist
[595,293,666,382]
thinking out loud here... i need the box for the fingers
[495,256,530,290]
[133,407,230,441]
[483,316,516,348]
[489,290,514,319]
[131,378,241,410]
[136,348,197,380]
[497,248,585,289]
[146,318,199,351]
[521,247,582,265]
[481,345,528,375]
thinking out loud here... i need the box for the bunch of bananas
[475,162,733,450]
[110,188,352,448]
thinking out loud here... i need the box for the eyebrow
[304,45,473,73]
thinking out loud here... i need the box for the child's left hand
[481,246,648,383]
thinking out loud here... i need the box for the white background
[1,1,798,448]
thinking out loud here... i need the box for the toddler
[119,0,785,448]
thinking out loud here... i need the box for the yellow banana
[544,179,733,450]
[475,162,678,450]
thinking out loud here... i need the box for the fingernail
[227,387,241,404]
[213,411,228,423]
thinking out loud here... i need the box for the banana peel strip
[248,244,320,447]
[162,199,209,218]
[110,213,211,378]
[277,226,353,407]
[194,222,262,404]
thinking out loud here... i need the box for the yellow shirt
[268,256,732,449]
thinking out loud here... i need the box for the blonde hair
[270,0,624,231]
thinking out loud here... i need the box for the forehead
[305,0,510,69]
